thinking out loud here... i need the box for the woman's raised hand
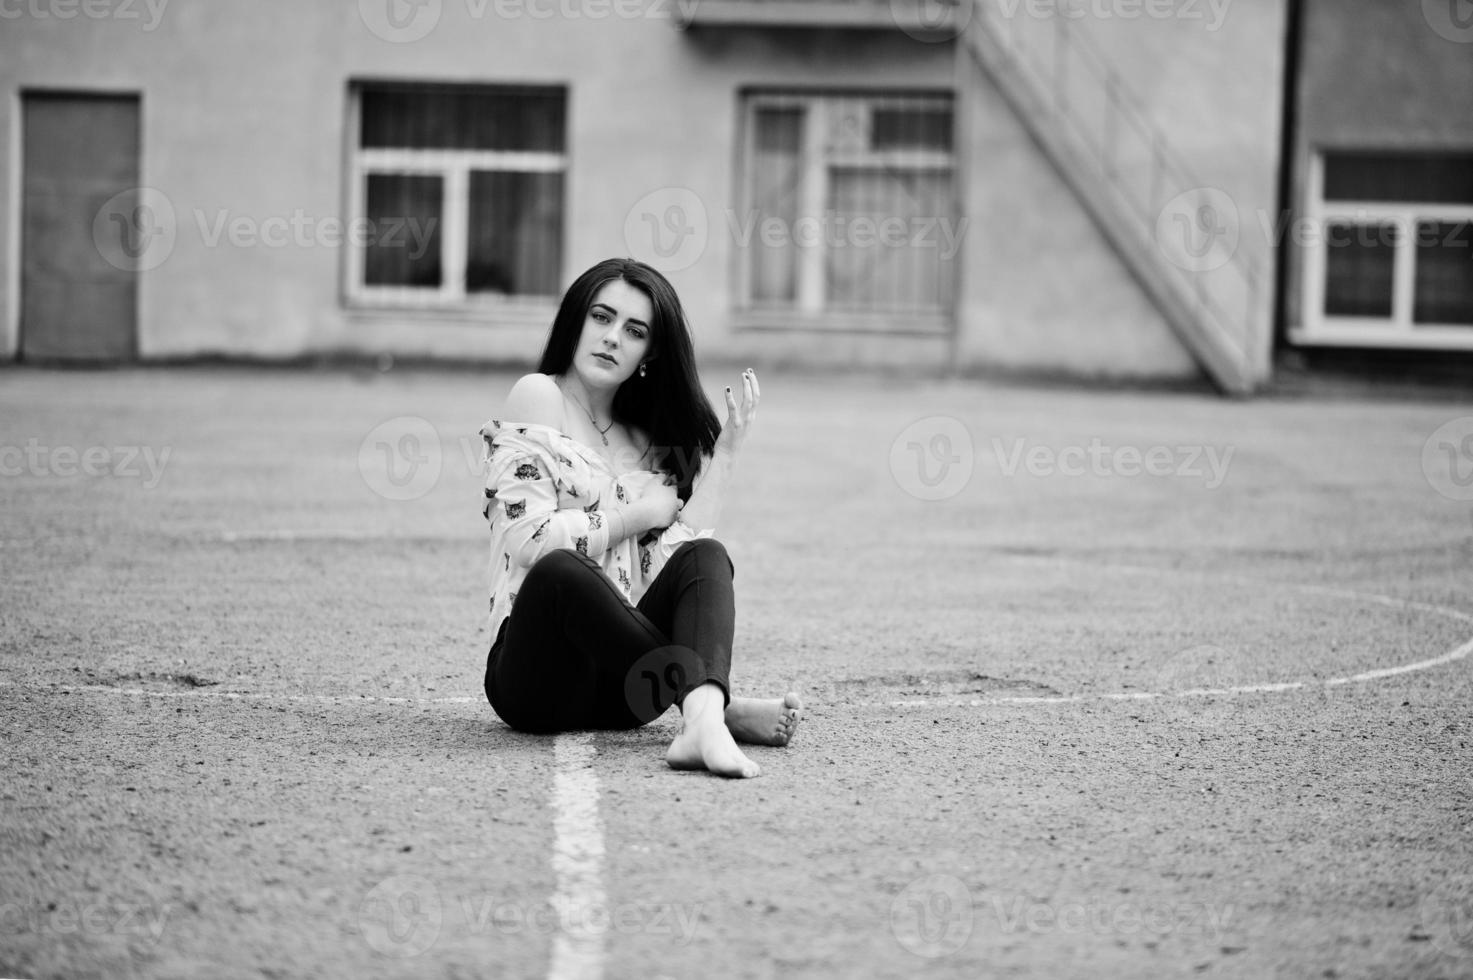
[717,368,760,455]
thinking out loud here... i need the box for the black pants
[485,538,735,733]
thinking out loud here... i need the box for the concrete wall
[1282,0,1473,337]
[0,0,1289,382]
[0,2,952,367]
[955,0,1288,381]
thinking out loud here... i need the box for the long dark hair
[537,258,721,500]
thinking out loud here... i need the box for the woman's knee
[675,537,734,578]
[525,547,596,585]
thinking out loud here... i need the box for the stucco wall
[0,3,953,366]
[955,0,1288,380]
[1,0,1290,381]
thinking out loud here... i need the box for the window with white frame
[1301,150,1473,348]
[347,83,566,308]
[737,91,959,327]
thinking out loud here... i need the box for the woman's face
[573,279,654,389]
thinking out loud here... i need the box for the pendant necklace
[563,384,614,447]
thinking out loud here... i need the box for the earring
[639,363,647,377]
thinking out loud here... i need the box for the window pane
[749,107,804,305]
[1324,152,1473,205]
[871,108,952,152]
[361,85,565,152]
[1323,222,1395,318]
[742,92,957,316]
[825,166,953,312]
[466,171,563,297]
[755,106,802,153]
[364,174,442,288]
[1414,221,1473,326]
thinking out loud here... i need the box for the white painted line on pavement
[5,575,1470,715]
[0,684,480,704]
[1325,635,1473,686]
[547,732,607,980]
[873,566,1473,709]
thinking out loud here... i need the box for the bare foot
[725,693,803,746]
[666,685,761,778]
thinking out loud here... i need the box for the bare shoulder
[502,373,565,430]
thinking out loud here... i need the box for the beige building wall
[0,5,953,366]
[955,0,1288,381]
[0,0,1288,382]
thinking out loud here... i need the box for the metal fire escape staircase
[956,2,1265,394]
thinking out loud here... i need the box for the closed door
[21,93,140,362]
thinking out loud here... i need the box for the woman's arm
[672,446,734,534]
[603,500,661,546]
[663,369,760,535]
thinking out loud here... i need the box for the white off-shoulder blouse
[480,418,714,645]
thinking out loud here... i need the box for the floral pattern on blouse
[480,418,713,645]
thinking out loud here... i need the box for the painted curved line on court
[3,567,1469,710]
[884,561,1473,708]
